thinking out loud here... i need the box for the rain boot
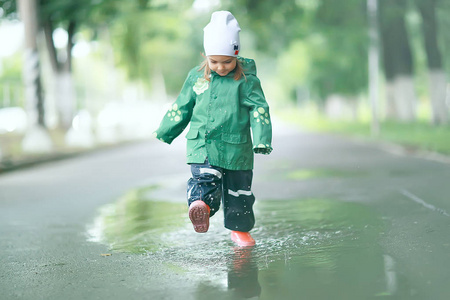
[231,231,255,247]
[188,200,210,233]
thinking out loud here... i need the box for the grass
[280,105,450,156]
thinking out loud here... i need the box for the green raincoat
[154,57,272,170]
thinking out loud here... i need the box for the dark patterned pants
[187,159,256,232]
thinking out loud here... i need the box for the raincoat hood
[240,57,257,76]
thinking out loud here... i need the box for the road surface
[1,122,450,299]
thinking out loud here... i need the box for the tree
[228,0,307,55]
[108,1,201,95]
[37,0,125,129]
[367,0,380,136]
[379,0,417,121]
[414,0,447,124]
[2,0,149,129]
[0,0,16,18]
[17,0,52,153]
[311,0,369,101]
[227,0,370,108]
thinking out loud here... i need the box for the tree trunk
[379,0,417,121]
[428,70,448,124]
[18,0,53,153]
[54,71,76,129]
[43,19,77,129]
[18,0,46,128]
[66,21,76,73]
[43,20,59,73]
[385,75,417,121]
[367,0,380,136]
[414,0,448,124]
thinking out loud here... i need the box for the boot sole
[189,202,210,233]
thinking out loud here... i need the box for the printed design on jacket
[193,77,209,95]
[166,103,182,122]
[253,107,270,125]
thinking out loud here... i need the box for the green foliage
[0,0,16,19]
[0,53,22,80]
[226,0,369,102]
[110,8,201,93]
[39,0,90,24]
[0,54,23,108]
[38,0,146,28]
[308,0,368,100]
[226,0,310,54]
[2,0,448,108]
[272,40,311,104]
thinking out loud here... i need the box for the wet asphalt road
[1,122,450,300]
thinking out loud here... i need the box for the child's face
[207,56,237,76]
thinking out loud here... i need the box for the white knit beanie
[203,11,241,57]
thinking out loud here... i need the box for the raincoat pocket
[222,133,247,144]
[186,128,199,140]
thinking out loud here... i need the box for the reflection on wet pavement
[228,247,261,299]
[87,187,187,253]
[88,187,413,299]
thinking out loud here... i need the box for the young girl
[154,11,272,247]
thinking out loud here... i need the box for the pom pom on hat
[203,11,241,57]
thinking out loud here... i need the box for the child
[153,11,272,247]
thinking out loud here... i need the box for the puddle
[87,187,187,253]
[253,199,389,300]
[88,187,405,299]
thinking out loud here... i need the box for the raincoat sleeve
[243,75,273,155]
[153,72,196,144]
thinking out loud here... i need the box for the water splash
[87,187,390,299]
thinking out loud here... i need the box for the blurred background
[1,0,449,166]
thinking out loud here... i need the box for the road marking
[400,189,450,217]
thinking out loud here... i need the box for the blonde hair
[198,55,246,81]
